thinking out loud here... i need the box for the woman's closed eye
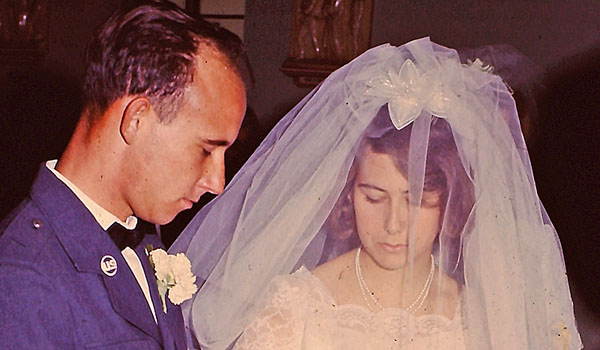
[358,185,387,203]
[365,194,385,203]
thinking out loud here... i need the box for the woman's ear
[120,97,151,145]
[346,186,355,206]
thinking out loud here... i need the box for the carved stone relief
[282,0,373,87]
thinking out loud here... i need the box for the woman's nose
[385,198,408,235]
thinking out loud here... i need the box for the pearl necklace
[354,246,435,313]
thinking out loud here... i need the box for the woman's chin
[369,252,409,271]
[369,249,432,271]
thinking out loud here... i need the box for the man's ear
[120,97,151,145]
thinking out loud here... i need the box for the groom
[0,2,247,349]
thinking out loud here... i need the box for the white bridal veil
[170,38,581,349]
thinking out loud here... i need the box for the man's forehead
[193,44,238,78]
[182,69,243,111]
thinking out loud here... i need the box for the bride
[234,110,468,349]
[170,38,582,349]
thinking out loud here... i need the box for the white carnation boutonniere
[147,245,198,313]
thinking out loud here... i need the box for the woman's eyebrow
[357,183,386,192]
[358,183,411,194]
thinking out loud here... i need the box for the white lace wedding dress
[234,267,466,350]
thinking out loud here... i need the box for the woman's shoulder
[311,249,354,280]
[270,266,313,291]
[266,265,337,307]
[311,249,357,305]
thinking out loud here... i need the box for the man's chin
[157,211,183,226]
[140,209,181,226]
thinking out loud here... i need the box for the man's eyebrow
[204,139,231,147]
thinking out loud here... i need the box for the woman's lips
[379,242,407,253]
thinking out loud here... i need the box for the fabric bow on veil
[365,56,498,131]
[366,59,456,129]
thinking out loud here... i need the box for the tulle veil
[170,37,582,349]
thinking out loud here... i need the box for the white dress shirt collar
[46,160,137,230]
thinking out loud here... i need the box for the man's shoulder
[0,198,63,273]
[0,200,75,348]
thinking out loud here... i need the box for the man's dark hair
[82,1,249,123]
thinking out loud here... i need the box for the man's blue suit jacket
[0,164,187,349]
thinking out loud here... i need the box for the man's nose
[198,154,226,195]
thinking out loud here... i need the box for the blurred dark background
[1,0,598,346]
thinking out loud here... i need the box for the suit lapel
[164,294,187,350]
[162,282,188,350]
[137,238,187,350]
[101,251,163,345]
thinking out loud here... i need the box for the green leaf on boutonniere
[145,244,154,257]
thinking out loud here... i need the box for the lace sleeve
[233,271,313,350]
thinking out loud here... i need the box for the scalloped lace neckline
[294,266,462,326]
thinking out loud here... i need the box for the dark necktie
[107,223,145,250]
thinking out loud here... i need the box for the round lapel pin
[100,255,118,276]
